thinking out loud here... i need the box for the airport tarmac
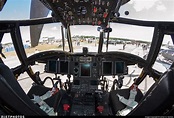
[2,43,168,94]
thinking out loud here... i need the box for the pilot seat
[0,63,71,115]
[0,63,47,115]
[109,66,174,116]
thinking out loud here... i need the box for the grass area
[2,44,63,58]
[1,41,96,58]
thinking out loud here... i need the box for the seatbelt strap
[31,87,59,116]
[127,84,138,107]
[32,94,56,116]
[116,84,138,116]
[40,87,59,100]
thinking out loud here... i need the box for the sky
[0,0,31,20]
[0,0,174,44]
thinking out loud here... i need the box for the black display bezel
[115,61,125,74]
[102,61,113,75]
[58,60,69,74]
[80,63,91,77]
[47,60,57,73]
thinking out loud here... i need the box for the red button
[63,104,70,111]
[103,12,108,18]
[98,21,101,25]
[93,7,97,13]
[97,106,104,113]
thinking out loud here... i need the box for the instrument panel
[44,53,128,93]
[45,55,128,76]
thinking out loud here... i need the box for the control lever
[95,90,103,102]
[53,76,62,89]
[100,77,108,91]
[95,90,104,114]
[111,75,124,90]
[67,74,71,85]
[32,71,44,85]
[97,92,102,102]
[67,74,71,80]
[117,75,124,88]
[0,43,6,59]
[53,81,59,88]
[64,79,70,92]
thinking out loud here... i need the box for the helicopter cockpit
[0,0,174,116]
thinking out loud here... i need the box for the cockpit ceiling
[120,0,130,5]
[40,0,130,27]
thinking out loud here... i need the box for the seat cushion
[27,85,59,108]
[109,88,143,115]
[0,63,47,115]
[128,69,174,115]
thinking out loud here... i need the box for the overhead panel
[40,0,122,28]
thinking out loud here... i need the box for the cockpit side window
[1,33,20,68]
[105,23,154,58]
[152,35,173,73]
